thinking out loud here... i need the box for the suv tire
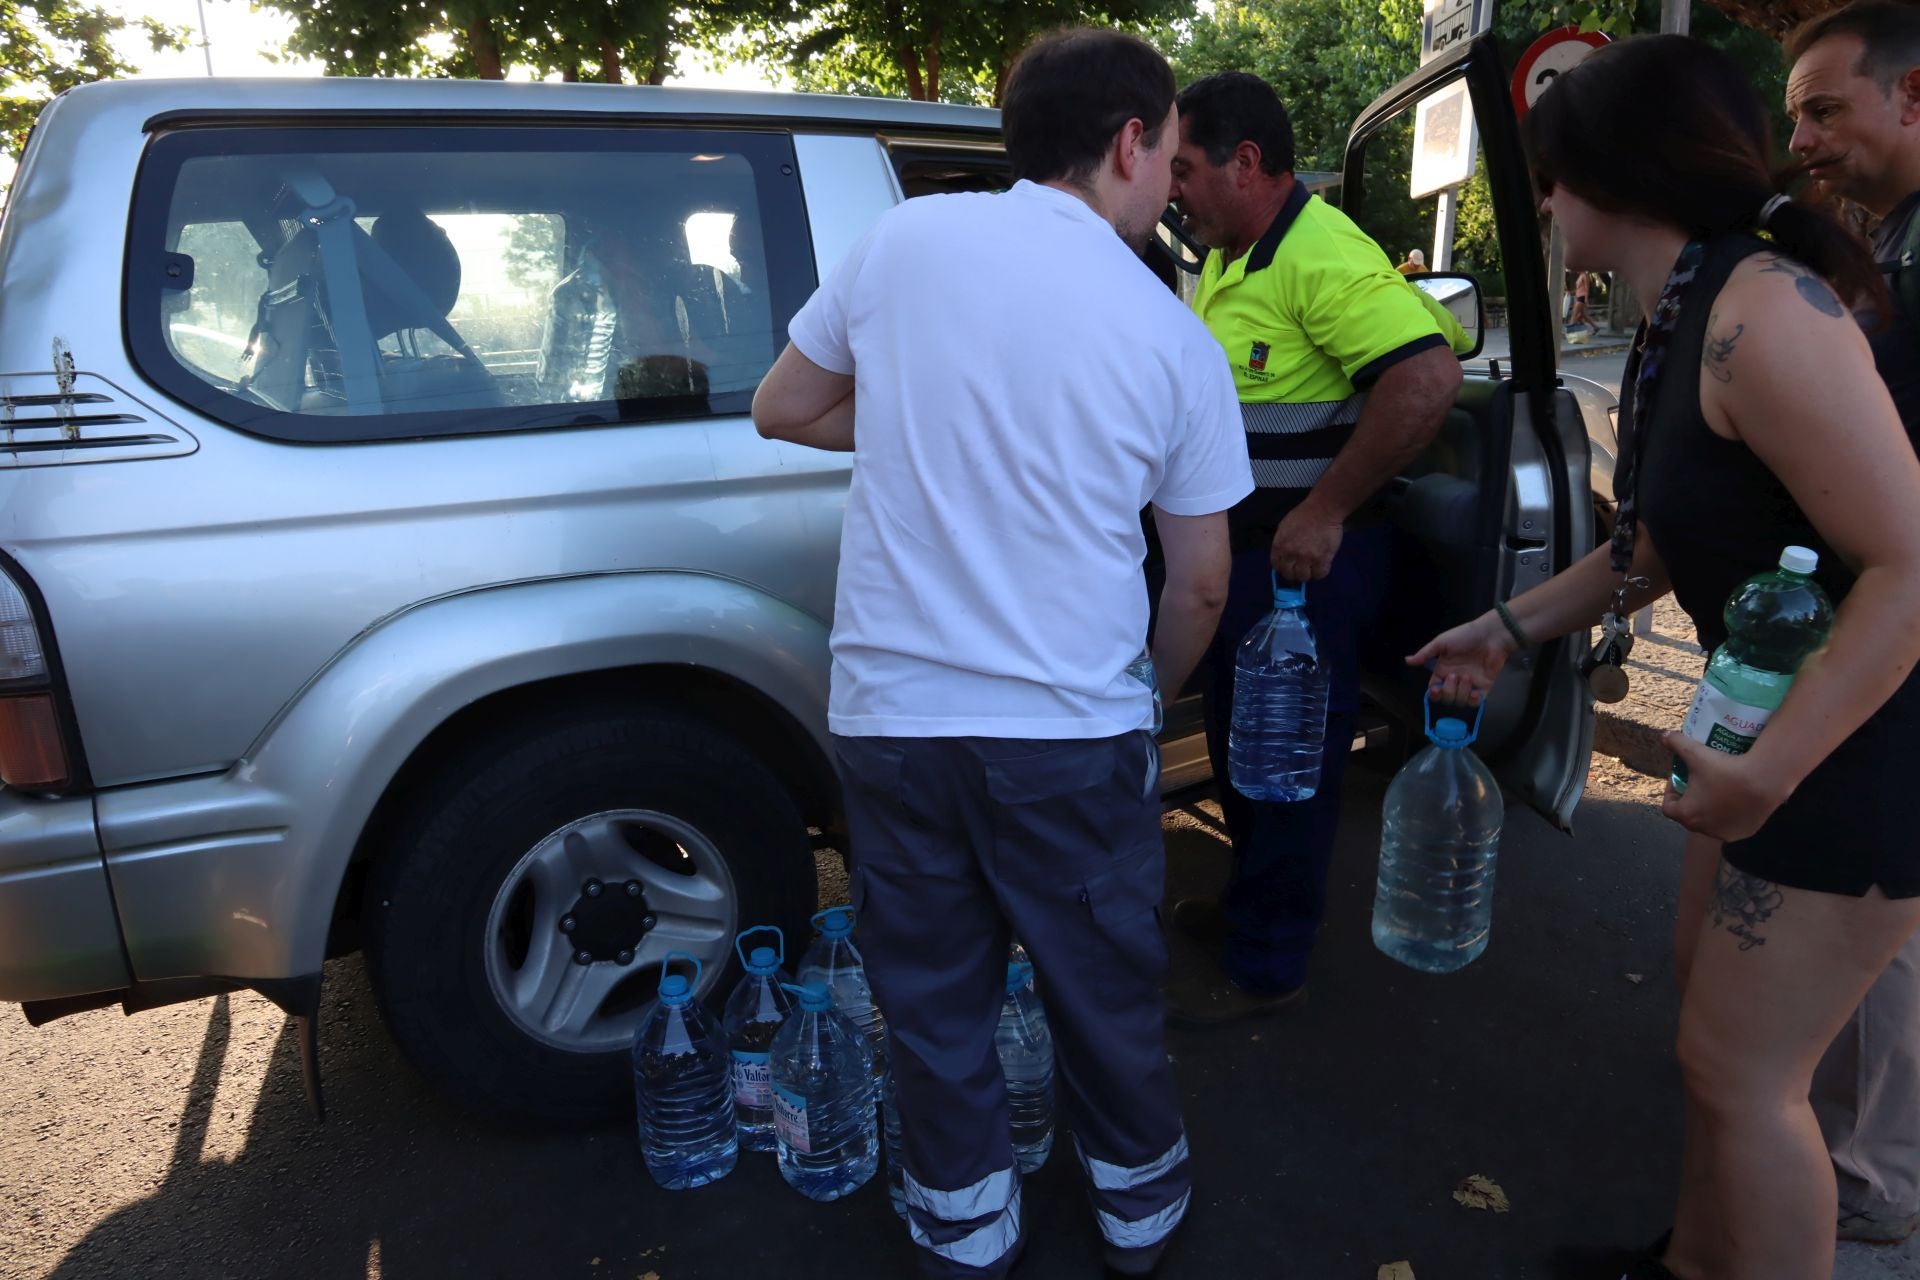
[363,706,816,1126]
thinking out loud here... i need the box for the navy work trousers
[834,731,1191,1278]
[1201,524,1391,993]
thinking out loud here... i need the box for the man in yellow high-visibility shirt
[1165,72,1464,1023]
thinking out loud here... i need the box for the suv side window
[129,126,813,443]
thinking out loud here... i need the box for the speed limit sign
[1511,27,1610,119]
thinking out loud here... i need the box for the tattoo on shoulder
[1702,315,1745,384]
[1758,255,1846,319]
[1710,861,1785,951]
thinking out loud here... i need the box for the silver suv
[0,41,1594,1124]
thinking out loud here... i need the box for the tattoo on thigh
[1710,861,1785,951]
[1758,255,1846,318]
[1703,316,1744,383]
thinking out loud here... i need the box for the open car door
[1342,34,1595,829]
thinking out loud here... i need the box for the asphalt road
[8,755,1914,1280]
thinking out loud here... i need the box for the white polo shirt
[789,179,1252,739]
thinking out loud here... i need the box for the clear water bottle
[795,908,899,1211]
[1673,546,1834,793]
[721,925,793,1153]
[996,959,1055,1174]
[1372,701,1503,974]
[1229,575,1329,802]
[771,981,880,1202]
[1126,646,1164,734]
[633,952,739,1190]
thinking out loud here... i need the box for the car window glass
[131,127,812,443]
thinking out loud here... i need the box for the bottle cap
[811,906,855,939]
[781,981,833,1012]
[735,924,786,974]
[1429,717,1471,749]
[1779,546,1819,576]
[1273,585,1306,609]
[1005,961,1034,994]
[657,950,702,1007]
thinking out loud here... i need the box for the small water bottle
[1126,646,1164,734]
[771,981,880,1202]
[1673,545,1834,792]
[633,952,738,1190]
[721,925,794,1153]
[996,959,1055,1173]
[1371,700,1504,974]
[796,908,900,1212]
[1229,574,1329,802]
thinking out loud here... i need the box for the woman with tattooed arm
[1410,36,1920,1280]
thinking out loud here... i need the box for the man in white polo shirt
[753,27,1250,1279]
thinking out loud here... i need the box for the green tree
[267,0,707,83]
[0,0,186,155]
[709,0,1193,106]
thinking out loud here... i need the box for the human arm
[1271,345,1463,581]
[752,344,856,451]
[1664,258,1920,841]
[1151,509,1232,697]
[1408,526,1672,704]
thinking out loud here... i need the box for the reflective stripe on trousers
[905,1166,1023,1271]
[1077,1132,1192,1249]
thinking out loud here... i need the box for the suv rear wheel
[363,706,816,1125]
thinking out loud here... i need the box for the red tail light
[0,567,70,790]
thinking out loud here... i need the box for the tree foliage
[0,0,186,155]
[707,0,1193,105]
[267,0,698,84]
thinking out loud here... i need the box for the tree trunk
[646,28,672,85]
[561,64,579,82]
[901,45,925,99]
[923,27,942,102]
[993,52,1013,106]
[465,16,504,80]
[600,38,622,84]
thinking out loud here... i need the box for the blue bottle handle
[735,924,786,970]
[811,906,855,934]
[1422,691,1486,746]
[1269,570,1307,608]
[660,950,703,989]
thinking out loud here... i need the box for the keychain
[1583,576,1650,704]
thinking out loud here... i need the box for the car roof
[60,76,1002,136]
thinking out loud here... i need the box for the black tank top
[1624,234,1859,651]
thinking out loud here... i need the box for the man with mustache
[1786,0,1920,1244]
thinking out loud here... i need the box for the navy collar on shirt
[1241,179,1312,276]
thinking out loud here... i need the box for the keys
[1583,577,1649,704]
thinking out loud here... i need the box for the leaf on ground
[1378,1263,1417,1279]
[1452,1174,1511,1213]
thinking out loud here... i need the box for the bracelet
[1494,600,1532,650]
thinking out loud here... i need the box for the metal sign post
[1416,0,1493,270]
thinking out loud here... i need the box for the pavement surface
[6,754,1917,1279]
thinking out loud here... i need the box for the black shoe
[1163,968,1306,1027]
[1103,1239,1168,1278]
[1170,897,1231,949]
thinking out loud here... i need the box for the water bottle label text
[731,1051,772,1109]
[774,1085,811,1154]
[1682,682,1771,757]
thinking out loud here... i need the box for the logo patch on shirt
[1248,341,1270,372]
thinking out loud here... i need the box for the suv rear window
[128,125,814,443]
